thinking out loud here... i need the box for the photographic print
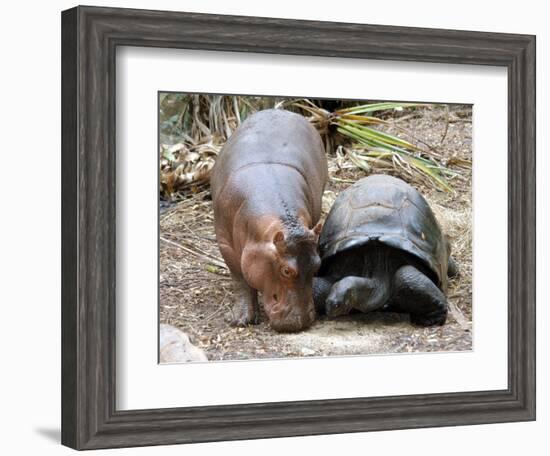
[158,94,472,363]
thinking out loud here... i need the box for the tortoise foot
[410,308,447,326]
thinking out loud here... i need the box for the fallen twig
[447,299,471,331]
[205,292,232,321]
[160,236,227,269]
[439,105,450,147]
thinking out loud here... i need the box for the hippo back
[319,175,450,290]
[211,109,327,220]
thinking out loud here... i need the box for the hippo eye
[281,266,296,278]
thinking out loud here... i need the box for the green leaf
[409,157,453,192]
[338,120,421,151]
[206,264,219,274]
[347,150,371,172]
[336,102,426,115]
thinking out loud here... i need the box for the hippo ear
[312,221,323,238]
[273,231,285,252]
[274,231,285,243]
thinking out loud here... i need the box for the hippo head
[242,219,323,333]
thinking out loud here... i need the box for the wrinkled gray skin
[313,175,458,326]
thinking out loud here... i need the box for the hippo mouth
[265,300,316,333]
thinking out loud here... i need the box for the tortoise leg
[447,256,459,278]
[325,276,387,319]
[389,265,447,326]
[230,274,260,326]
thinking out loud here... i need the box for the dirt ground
[159,105,472,361]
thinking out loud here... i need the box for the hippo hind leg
[388,265,447,326]
[230,275,260,326]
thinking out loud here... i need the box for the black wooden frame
[61,5,536,450]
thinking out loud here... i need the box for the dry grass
[160,96,466,199]
[159,104,472,361]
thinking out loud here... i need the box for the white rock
[301,347,316,356]
[159,324,208,363]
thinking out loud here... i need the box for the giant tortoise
[313,174,458,326]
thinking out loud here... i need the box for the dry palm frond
[160,95,470,198]
[159,139,220,199]
[286,99,460,192]
[159,94,249,199]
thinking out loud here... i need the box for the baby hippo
[211,109,328,332]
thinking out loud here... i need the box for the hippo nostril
[273,294,278,302]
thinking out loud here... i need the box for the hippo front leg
[313,277,334,314]
[230,275,260,327]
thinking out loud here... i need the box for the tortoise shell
[319,175,450,290]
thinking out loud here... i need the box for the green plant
[294,100,459,192]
